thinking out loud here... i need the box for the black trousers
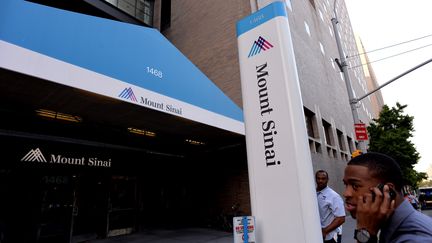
[324,239,336,243]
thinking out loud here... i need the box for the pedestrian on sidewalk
[343,152,432,243]
[316,170,346,243]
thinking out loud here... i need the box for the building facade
[356,36,385,118]
[162,0,381,193]
[0,0,382,242]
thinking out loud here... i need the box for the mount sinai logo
[118,87,138,102]
[248,36,274,58]
[21,148,47,162]
[117,87,183,116]
[20,148,112,168]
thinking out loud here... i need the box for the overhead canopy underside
[0,0,244,139]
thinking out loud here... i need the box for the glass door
[107,176,137,237]
[37,175,74,243]
[71,174,109,242]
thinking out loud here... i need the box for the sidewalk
[90,219,356,243]
[89,217,357,243]
[89,211,430,243]
[91,228,233,243]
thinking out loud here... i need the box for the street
[422,208,432,217]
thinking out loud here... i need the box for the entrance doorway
[0,136,248,243]
[107,176,137,237]
[71,173,140,242]
[37,175,74,243]
[71,173,109,243]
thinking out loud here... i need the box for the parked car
[419,187,432,210]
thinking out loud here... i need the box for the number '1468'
[146,67,163,79]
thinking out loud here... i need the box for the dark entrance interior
[0,139,248,243]
[0,68,249,243]
[72,173,110,241]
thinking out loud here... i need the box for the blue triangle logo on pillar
[248,36,274,58]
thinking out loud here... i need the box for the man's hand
[322,216,345,239]
[355,184,395,235]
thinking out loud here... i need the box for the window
[105,0,155,26]
[160,0,171,31]
[304,108,318,139]
[337,129,345,151]
[286,0,292,11]
[304,21,311,37]
[28,0,154,26]
[304,107,321,154]
[309,0,316,9]
[322,119,334,146]
[139,0,154,26]
[319,42,325,55]
[323,119,337,158]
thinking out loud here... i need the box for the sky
[344,0,432,177]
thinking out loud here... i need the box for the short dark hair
[315,170,328,179]
[348,152,403,191]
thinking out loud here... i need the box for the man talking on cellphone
[343,152,432,243]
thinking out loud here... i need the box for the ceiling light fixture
[127,127,156,137]
[36,109,82,123]
[185,139,205,145]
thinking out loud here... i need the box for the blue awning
[0,0,244,134]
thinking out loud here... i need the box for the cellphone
[372,183,396,201]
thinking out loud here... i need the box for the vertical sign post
[236,2,321,242]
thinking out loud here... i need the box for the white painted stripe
[0,40,245,135]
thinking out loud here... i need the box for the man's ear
[385,183,398,199]
[386,182,397,192]
[385,183,397,192]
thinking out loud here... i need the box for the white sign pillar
[236,2,322,242]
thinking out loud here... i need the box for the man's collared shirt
[317,186,346,241]
[380,199,432,242]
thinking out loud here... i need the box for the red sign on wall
[354,123,368,141]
